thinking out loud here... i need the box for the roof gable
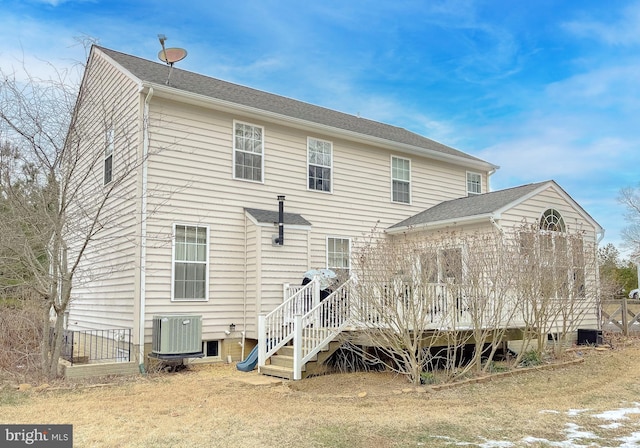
[94,46,495,169]
[389,181,603,233]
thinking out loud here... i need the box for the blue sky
[1,0,638,255]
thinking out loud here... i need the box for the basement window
[202,340,219,358]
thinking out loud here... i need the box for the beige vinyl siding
[131,94,491,341]
[67,50,142,332]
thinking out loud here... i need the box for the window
[421,248,462,284]
[327,237,350,276]
[308,137,332,192]
[202,340,219,358]
[104,128,114,185]
[467,172,482,195]
[172,224,209,301]
[234,121,263,182]
[540,209,566,232]
[391,156,411,204]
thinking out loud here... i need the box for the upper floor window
[308,137,332,192]
[540,209,566,232]
[104,128,114,185]
[467,172,482,196]
[234,121,263,182]
[391,156,411,204]
[172,224,209,301]
[327,237,350,276]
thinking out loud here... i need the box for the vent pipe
[274,195,285,246]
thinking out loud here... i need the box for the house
[65,45,603,378]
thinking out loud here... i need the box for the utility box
[577,329,603,346]
[152,314,202,356]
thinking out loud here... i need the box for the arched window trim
[539,208,566,233]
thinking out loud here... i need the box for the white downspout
[489,215,503,234]
[139,87,154,372]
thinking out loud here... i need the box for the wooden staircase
[259,339,343,380]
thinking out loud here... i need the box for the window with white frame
[233,121,263,182]
[327,237,350,276]
[391,156,411,204]
[308,137,332,192]
[172,224,209,301]
[467,172,482,195]
[104,128,114,185]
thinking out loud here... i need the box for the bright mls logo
[1,425,72,447]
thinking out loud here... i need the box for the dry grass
[3,335,640,447]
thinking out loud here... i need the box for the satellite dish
[158,47,187,65]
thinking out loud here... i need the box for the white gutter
[138,87,154,371]
[386,213,495,235]
[597,229,605,244]
[141,82,498,173]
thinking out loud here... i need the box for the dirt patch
[3,338,640,447]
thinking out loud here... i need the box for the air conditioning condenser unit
[152,314,202,356]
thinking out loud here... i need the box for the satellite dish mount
[157,34,187,85]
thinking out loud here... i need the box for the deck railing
[60,328,132,365]
[293,278,353,379]
[258,277,320,369]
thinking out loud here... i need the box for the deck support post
[293,314,303,380]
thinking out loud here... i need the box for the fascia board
[142,82,498,172]
[493,181,603,232]
[386,213,494,235]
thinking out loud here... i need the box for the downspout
[489,215,503,234]
[242,212,248,360]
[138,87,154,373]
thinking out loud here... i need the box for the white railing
[258,277,321,371]
[292,278,353,380]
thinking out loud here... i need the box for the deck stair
[258,276,353,380]
[259,338,343,380]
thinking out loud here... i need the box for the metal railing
[60,328,132,365]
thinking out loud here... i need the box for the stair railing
[258,277,320,371]
[292,277,354,380]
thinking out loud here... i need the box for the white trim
[466,171,482,196]
[326,236,351,271]
[232,120,265,184]
[135,79,499,172]
[390,155,411,205]
[386,214,495,235]
[171,223,210,302]
[307,136,333,194]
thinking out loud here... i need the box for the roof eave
[141,82,498,172]
[386,213,496,235]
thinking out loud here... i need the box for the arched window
[540,209,566,232]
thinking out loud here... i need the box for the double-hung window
[104,128,114,185]
[234,121,263,182]
[467,172,482,195]
[391,156,411,204]
[327,237,350,276]
[172,224,209,301]
[308,137,332,192]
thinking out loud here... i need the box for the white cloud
[564,2,640,46]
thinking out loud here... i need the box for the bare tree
[344,223,598,385]
[620,186,640,261]
[0,48,150,378]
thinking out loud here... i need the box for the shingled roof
[245,208,311,226]
[96,46,494,167]
[389,182,549,230]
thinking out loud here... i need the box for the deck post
[257,315,266,370]
[313,276,321,310]
[293,314,303,380]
